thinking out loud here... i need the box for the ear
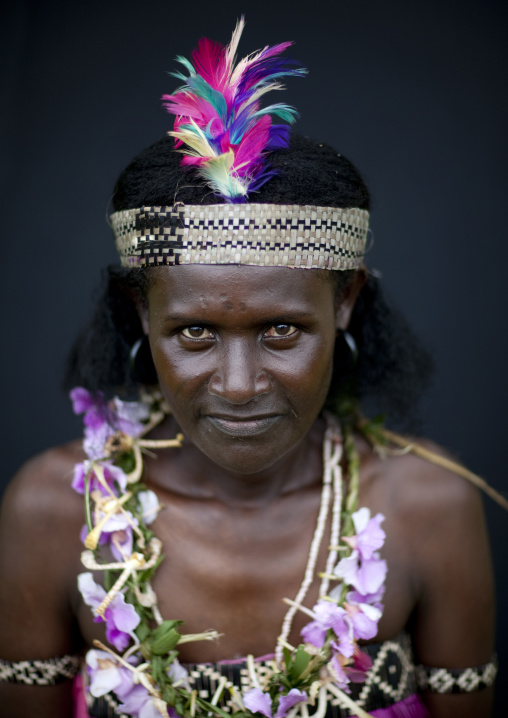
[335,268,367,330]
[132,291,150,336]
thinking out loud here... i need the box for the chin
[202,442,288,476]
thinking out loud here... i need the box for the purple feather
[267,124,291,150]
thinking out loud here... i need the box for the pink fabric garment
[370,694,430,718]
[73,674,91,718]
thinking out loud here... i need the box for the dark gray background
[1,0,507,713]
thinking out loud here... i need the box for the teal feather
[250,104,299,123]
[186,76,227,121]
[169,71,189,83]
[174,55,196,76]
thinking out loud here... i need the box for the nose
[208,339,271,404]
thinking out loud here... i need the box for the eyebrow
[161,310,317,323]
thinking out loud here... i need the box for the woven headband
[111,203,369,270]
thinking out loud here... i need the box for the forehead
[146,265,335,314]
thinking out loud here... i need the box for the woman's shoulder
[0,442,87,664]
[358,431,485,532]
[358,430,494,658]
[0,440,85,540]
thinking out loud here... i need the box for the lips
[205,414,281,437]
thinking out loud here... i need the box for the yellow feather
[168,119,218,158]
[225,16,245,69]
[200,152,248,198]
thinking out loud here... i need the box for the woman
[0,20,497,718]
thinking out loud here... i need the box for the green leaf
[135,622,151,642]
[150,620,184,655]
[116,450,136,474]
[283,646,292,670]
[162,685,176,705]
[151,655,164,683]
[289,645,311,680]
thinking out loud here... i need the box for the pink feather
[254,41,293,61]
[162,93,218,126]
[191,38,229,91]
[233,115,271,175]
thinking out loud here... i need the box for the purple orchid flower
[344,591,383,641]
[70,387,104,416]
[328,651,351,692]
[343,508,386,560]
[117,684,163,718]
[113,397,150,437]
[83,422,115,461]
[94,664,169,718]
[243,688,307,718]
[347,587,384,606]
[79,520,134,563]
[331,508,387,598]
[167,659,189,689]
[327,641,373,692]
[86,650,163,718]
[86,649,133,697]
[71,387,111,434]
[300,600,353,656]
[71,387,148,460]
[79,509,136,562]
[99,510,136,561]
[334,550,387,596]
[78,573,140,651]
[72,461,127,497]
[344,602,381,641]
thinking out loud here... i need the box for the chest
[96,488,416,656]
[75,467,417,662]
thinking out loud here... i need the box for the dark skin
[0,266,495,717]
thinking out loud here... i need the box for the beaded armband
[415,655,498,694]
[0,654,80,685]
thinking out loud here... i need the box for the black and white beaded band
[0,652,497,695]
[415,656,498,694]
[0,654,80,686]
[111,203,369,270]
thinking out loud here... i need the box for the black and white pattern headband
[111,203,369,270]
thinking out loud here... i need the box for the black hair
[65,134,432,429]
[112,134,370,210]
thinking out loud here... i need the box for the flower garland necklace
[71,387,387,718]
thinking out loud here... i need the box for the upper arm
[0,449,84,717]
[407,458,495,717]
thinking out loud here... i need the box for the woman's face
[140,265,358,475]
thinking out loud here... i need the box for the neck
[146,414,327,507]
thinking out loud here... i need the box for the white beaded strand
[319,419,343,597]
[275,419,340,665]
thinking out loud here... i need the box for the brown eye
[265,324,297,338]
[181,326,213,339]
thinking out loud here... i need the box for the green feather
[250,104,299,124]
[186,76,227,121]
[174,55,196,76]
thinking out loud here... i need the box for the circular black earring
[336,329,358,370]
[129,336,158,384]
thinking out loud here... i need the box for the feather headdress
[162,17,306,202]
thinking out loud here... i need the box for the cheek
[150,340,208,397]
[269,335,336,406]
